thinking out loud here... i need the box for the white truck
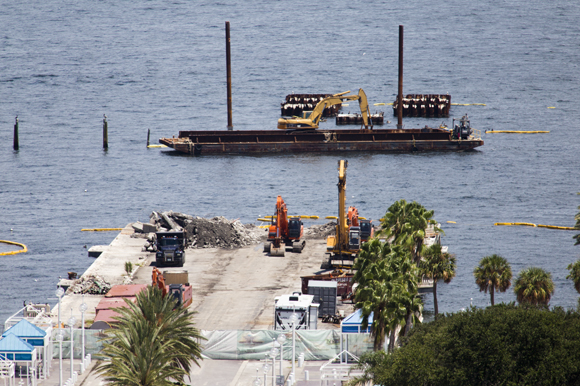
[274,292,319,330]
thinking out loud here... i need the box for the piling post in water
[103,114,108,149]
[397,25,404,129]
[147,129,150,147]
[13,116,19,150]
[225,21,233,131]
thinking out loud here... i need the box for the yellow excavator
[326,160,362,264]
[277,89,372,130]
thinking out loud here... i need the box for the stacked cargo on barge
[159,127,483,155]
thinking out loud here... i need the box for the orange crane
[264,196,306,256]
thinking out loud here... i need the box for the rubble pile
[137,211,266,249]
[67,275,112,295]
[304,221,336,239]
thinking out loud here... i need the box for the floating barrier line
[451,103,486,106]
[0,240,28,256]
[147,145,167,148]
[485,130,550,134]
[81,228,123,232]
[495,223,577,231]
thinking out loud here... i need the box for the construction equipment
[326,160,368,266]
[277,89,372,130]
[264,196,306,256]
[155,231,186,267]
[347,206,375,242]
[152,267,192,308]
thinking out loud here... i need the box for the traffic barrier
[0,240,27,256]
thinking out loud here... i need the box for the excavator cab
[169,284,185,308]
[348,226,361,251]
[359,219,374,242]
[288,218,303,239]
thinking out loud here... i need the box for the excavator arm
[277,89,372,130]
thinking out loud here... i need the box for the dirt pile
[304,221,336,239]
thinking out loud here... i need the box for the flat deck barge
[159,128,483,155]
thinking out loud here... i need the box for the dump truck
[155,231,186,267]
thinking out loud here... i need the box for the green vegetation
[96,286,204,386]
[419,244,456,316]
[379,199,440,264]
[124,261,133,276]
[514,267,555,306]
[473,254,512,306]
[567,259,580,294]
[353,240,421,351]
[349,305,580,386]
[574,204,580,245]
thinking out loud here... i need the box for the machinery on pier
[277,89,372,130]
[264,196,306,256]
[326,160,373,266]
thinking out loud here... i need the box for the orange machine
[264,196,305,256]
[348,206,374,242]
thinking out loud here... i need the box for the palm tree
[380,200,440,264]
[567,259,580,294]
[96,285,204,386]
[354,240,422,352]
[420,244,457,316]
[514,267,555,306]
[473,254,512,306]
[574,205,580,245]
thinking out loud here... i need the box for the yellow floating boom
[495,223,577,230]
[485,130,549,134]
[0,240,28,256]
[451,103,487,106]
[81,228,123,232]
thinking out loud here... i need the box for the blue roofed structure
[340,309,373,334]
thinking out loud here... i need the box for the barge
[159,127,483,155]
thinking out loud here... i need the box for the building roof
[341,309,373,334]
[2,319,46,338]
[0,334,35,353]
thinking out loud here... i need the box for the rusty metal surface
[104,284,148,297]
[336,112,384,125]
[159,128,483,155]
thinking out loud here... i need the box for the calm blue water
[1,0,579,324]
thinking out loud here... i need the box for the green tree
[574,204,580,245]
[514,267,555,306]
[567,259,580,294]
[353,239,422,352]
[420,244,457,316]
[348,305,580,386]
[96,286,204,386]
[380,199,441,264]
[473,254,512,306]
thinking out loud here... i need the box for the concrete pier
[39,223,357,385]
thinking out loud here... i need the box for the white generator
[274,292,319,330]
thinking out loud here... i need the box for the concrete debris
[67,274,112,295]
[304,222,336,239]
[144,211,266,249]
[185,216,265,249]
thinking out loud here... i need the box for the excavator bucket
[270,247,285,257]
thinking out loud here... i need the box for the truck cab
[155,231,186,267]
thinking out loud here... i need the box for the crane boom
[277,89,372,130]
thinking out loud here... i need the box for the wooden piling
[13,116,19,150]
[397,25,404,129]
[225,21,233,131]
[103,114,108,149]
[147,129,150,147]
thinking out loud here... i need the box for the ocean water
[1,0,579,325]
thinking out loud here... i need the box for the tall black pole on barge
[226,21,233,131]
[397,25,404,129]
